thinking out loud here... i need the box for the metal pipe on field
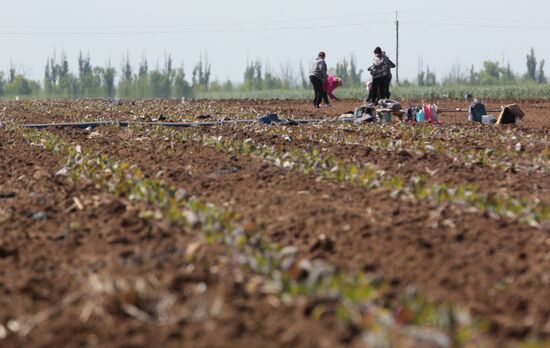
[15,107,502,130]
[21,121,118,129]
[18,118,328,130]
[437,108,502,113]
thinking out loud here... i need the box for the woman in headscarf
[323,75,343,106]
[367,47,394,104]
[309,51,328,108]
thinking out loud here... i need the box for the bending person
[323,75,343,106]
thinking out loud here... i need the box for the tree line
[412,48,546,87]
[0,49,547,98]
[0,52,366,98]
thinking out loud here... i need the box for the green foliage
[0,71,5,95]
[8,65,16,83]
[243,60,262,91]
[77,52,98,97]
[192,53,211,92]
[469,60,516,85]
[1,47,549,99]
[117,56,133,99]
[195,84,550,100]
[299,61,309,89]
[478,61,502,85]
[502,63,515,82]
[4,74,41,96]
[196,88,312,99]
[222,80,234,92]
[524,48,547,84]
[334,55,363,88]
[44,53,77,97]
[442,62,469,85]
[538,60,546,84]
[102,65,116,98]
[417,60,437,87]
[263,70,285,90]
[115,55,194,99]
[391,84,550,100]
[172,67,193,98]
[242,59,291,91]
[469,64,478,84]
[526,48,537,81]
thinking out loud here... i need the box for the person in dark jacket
[309,51,328,108]
[367,47,394,104]
[381,51,396,99]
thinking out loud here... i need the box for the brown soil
[196,124,550,201]
[1,98,550,128]
[55,125,550,344]
[1,99,550,347]
[0,129,353,348]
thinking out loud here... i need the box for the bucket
[381,112,392,123]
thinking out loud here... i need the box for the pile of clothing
[497,104,525,124]
[378,99,402,112]
[404,104,439,123]
[338,105,378,124]
[339,100,442,125]
[338,99,404,124]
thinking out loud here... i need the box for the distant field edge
[3,84,550,101]
[196,85,550,101]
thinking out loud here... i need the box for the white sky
[1,0,549,83]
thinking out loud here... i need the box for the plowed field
[1,99,549,347]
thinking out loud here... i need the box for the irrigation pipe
[4,107,496,130]
[14,118,331,130]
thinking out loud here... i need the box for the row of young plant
[185,115,547,173]
[253,122,550,175]
[152,126,549,227]
[19,127,489,347]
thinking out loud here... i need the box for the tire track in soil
[56,127,550,343]
[0,129,350,348]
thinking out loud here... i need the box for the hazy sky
[1,0,549,83]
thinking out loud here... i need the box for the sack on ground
[482,115,497,124]
[379,99,402,112]
[469,101,487,123]
[405,106,420,122]
[496,104,524,125]
[353,105,377,123]
[339,105,377,123]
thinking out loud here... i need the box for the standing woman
[309,51,328,108]
[367,47,390,104]
[381,50,396,99]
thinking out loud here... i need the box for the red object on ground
[423,104,433,122]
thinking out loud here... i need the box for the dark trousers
[310,76,328,106]
[367,76,385,103]
[381,75,392,99]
